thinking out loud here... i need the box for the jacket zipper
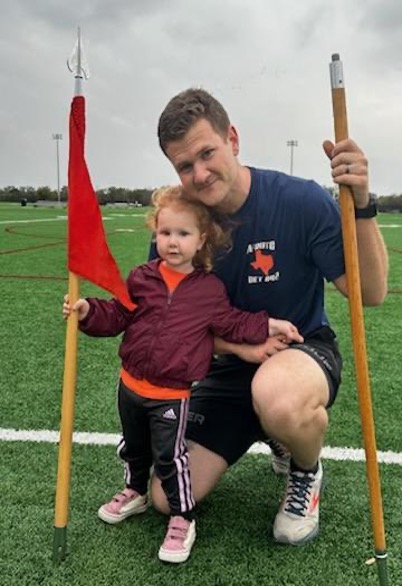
[143,271,195,379]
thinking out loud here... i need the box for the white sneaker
[264,439,291,476]
[273,460,323,545]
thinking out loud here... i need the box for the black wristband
[354,203,377,219]
[354,194,378,219]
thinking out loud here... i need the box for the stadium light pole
[52,133,63,206]
[286,139,298,176]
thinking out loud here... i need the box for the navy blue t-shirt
[149,167,345,337]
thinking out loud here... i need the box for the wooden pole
[53,272,80,563]
[329,53,388,585]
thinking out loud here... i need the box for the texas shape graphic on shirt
[250,249,274,276]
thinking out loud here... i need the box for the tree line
[2,185,402,212]
[0,185,155,206]
[325,186,402,212]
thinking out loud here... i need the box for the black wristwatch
[354,193,378,219]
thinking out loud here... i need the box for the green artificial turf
[1,204,401,585]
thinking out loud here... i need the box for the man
[150,88,388,545]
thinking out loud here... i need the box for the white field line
[378,224,402,228]
[0,217,116,224]
[248,442,402,465]
[0,214,146,225]
[0,217,67,224]
[1,427,401,465]
[109,214,147,218]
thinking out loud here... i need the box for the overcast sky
[1,0,402,195]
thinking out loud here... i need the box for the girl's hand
[231,336,290,364]
[62,294,90,321]
[268,318,303,343]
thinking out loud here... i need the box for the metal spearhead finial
[67,27,90,95]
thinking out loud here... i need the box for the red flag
[67,95,136,310]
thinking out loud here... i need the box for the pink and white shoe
[158,516,196,563]
[98,487,148,525]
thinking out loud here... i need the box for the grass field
[1,202,402,585]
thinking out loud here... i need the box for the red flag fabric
[68,95,136,310]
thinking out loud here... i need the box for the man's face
[165,118,240,211]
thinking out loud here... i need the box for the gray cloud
[1,0,401,194]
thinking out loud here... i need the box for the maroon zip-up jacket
[79,259,269,389]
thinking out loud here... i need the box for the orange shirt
[158,261,187,292]
[121,262,191,400]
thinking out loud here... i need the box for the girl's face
[155,205,206,273]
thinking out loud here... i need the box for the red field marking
[0,274,67,281]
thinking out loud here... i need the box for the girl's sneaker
[98,488,148,524]
[158,516,196,563]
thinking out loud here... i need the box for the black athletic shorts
[185,325,342,466]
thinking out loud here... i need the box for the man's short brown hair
[158,88,231,155]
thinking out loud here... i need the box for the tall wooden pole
[53,273,80,562]
[329,53,388,585]
[53,27,87,564]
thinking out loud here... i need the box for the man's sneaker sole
[98,497,149,525]
[274,522,319,546]
[158,520,196,563]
